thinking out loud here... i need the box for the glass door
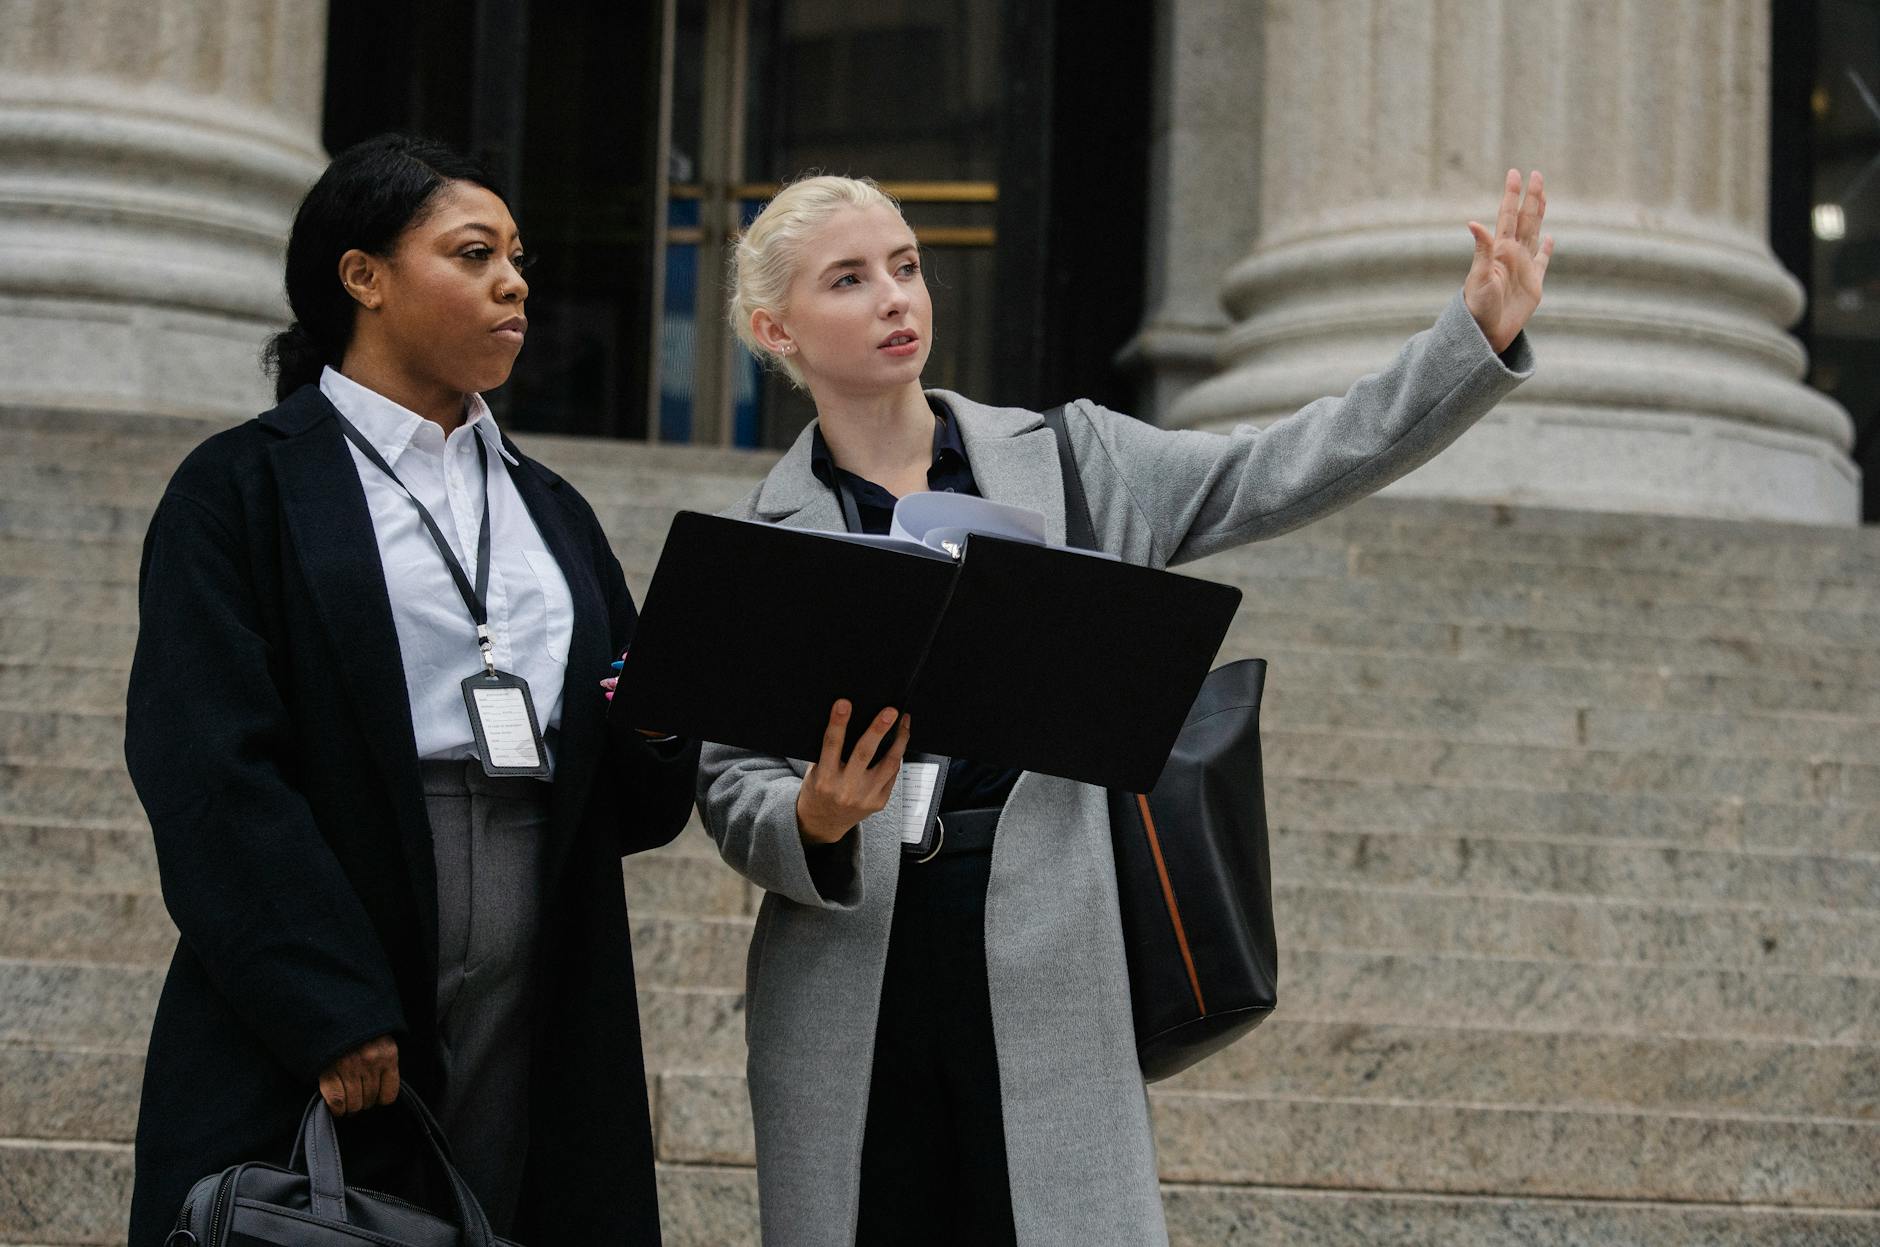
[656,0,1004,448]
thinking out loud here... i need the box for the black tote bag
[1043,407,1279,1082]
[166,1090,520,1246]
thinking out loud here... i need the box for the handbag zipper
[207,1165,242,1246]
[164,1192,200,1246]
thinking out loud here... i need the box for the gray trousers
[420,759,551,1237]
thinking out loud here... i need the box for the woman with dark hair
[123,133,697,1245]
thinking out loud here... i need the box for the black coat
[123,384,699,1245]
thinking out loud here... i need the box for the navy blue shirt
[810,403,1020,813]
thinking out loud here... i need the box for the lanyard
[336,414,499,676]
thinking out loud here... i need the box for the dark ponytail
[265,133,505,401]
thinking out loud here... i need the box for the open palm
[1465,169,1553,354]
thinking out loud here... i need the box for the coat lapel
[753,423,845,532]
[501,446,610,884]
[261,389,439,962]
[931,390,1068,546]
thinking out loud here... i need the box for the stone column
[1172,0,1861,526]
[0,0,329,424]
[1119,0,1263,420]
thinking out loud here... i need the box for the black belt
[913,806,1001,862]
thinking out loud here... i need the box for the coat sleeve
[590,501,702,857]
[125,490,406,1084]
[1070,290,1534,567]
[696,743,862,910]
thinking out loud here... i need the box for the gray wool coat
[696,292,1534,1246]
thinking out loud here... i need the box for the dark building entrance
[322,0,1151,448]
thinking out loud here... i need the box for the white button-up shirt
[320,367,573,770]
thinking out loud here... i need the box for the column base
[1193,403,1863,527]
[0,294,276,423]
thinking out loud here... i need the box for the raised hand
[795,699,912,845]
[1465,169,1553,354]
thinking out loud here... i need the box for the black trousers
[855,847,1019,1246]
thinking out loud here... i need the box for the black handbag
[1043,407,1279,1082]
[166,1090,520,1246]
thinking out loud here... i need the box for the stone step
[10,556,1880,688]
[0,898,753,979]
[0,453,766,508]
[1265,774,1878,856]
[1276,881,1880,975]
[3,751,1870,862]
[12,435,1880,583]
[0,959,750,1073]
[1217,565,1880,642]
[0,818,746,917]
[0,536,141,585]
[5,843,1872,978]
[1200,542,1880,615]
[1272,825,1880,911]
[1261,729,1870,806]
[0,663,128,713]
[1157,1184,1880,1247]
[1266,501,1880,580]
[6,1152,1875,1247]
[1168,1018,1880,1120]
[0,412,776,476]
[1219,610,1880,683]
[10,479,1880,623]
[1150,1090,1880,1208]
[17,645,1880,741]
[617,878,1880,984]
[9,940,1870,1058]
[0,1138,133,1246]
[9,659,1880,810]
[1256,646,1880,718]
[17,557,1880,675]
[651,1166,1880,1247]
[12,1014,1872,1150]
[0,890,174,963]
[0,764,146,825]
[1280,948,1877,1043]
[0,1042,143,1143]
[651,1069,1880,1207]
[0,821,153,891]
[12,692,1880,782]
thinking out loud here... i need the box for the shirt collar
[809,398,963,487]
[319,366,519,468]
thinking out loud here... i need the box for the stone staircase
[2,405,1877,1245]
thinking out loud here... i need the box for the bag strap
[289,1090,496,1247]
[1041,405,1098,552]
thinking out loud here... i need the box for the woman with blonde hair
[698,170,1551,1245]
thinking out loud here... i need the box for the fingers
[1467,221,1493,264]
[319,1069,345,1116]
[844,707,900,774]
[884,713,912,766]
[1516,170,1546,254]
[319,1037,400,1116]
[873,714,913,786]
[371,1046,400,1108]
[818,700,853,770]
[1535,234,1555,280]
[1494,168,1521,240]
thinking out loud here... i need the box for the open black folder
[615,510,1242,792]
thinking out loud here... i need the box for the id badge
[461,669,551,777]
